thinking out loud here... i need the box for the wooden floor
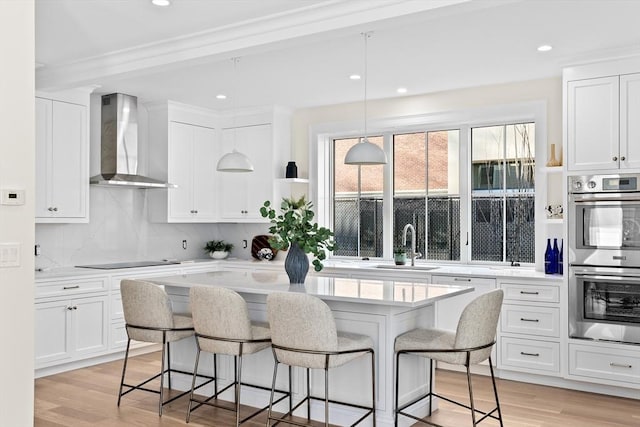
[35,351,640,426]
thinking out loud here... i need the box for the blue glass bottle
[544,238,554,274]
[557,239,563,275]
[551,238,559,275]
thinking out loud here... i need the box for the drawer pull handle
[520,318,539,322]
[520,352,539,357]
[520,291,539,295]
[454,278,472,282]
[63,285,80,290]
[610,362,632,369]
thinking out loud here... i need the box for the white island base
[149,271,473,427]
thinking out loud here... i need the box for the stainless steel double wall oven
[568,174,640,345]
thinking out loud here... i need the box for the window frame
[309,102,547,268]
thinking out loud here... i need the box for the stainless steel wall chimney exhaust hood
[90,93,176,189]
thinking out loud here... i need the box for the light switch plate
[0,243,20,267]
[1,189,25,205]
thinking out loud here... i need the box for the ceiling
[35,0,640,112]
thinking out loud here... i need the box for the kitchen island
[148,270,473,427]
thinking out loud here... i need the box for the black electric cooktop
[76,261,181,270]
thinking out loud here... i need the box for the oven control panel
[570,174,639,193]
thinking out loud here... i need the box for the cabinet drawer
[569,343,640,384]
[501,282,559,303]
[36,277,108,298]
[500,337,559,374]
[501,304,560,338]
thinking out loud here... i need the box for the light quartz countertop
[149,270,473,308]
[34,257,563,283]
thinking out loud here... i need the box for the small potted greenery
[260,196,336,284]
[204,240,234,259]
[394,247,407,265]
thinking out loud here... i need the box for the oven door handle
[574,273,640,283]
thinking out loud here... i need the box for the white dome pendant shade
[217,57,254,173]
[216,149,254,172]
[344,32,388,166]
[344,138,387,165]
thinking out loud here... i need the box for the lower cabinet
[498,279,561,377]
[569,342,640,386]
[35,294,108,368]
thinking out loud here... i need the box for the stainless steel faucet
[402,224,417,266]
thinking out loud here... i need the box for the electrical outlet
[182,239,187,250]
[35,244,41,256]
[242,239,248,249]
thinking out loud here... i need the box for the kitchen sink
[375,264,439,271]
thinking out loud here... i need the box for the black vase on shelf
[285,161,298,179]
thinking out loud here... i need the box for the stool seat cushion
[127,313,194,343]
[394,328,472,365]
[198,320,271,356]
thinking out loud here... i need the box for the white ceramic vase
[209,251,229,259]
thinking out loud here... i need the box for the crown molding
[36,0,470,91]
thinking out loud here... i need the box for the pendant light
[217,57,254,172]
[344,32,388,165]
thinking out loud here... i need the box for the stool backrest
[120,279,175,342]
[267,292,338,368]
[454,289,504,364]
[190,286,253,354]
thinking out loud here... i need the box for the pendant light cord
[232,57,239,149]
[362,32,371,142]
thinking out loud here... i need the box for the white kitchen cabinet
[35,97,89,222]
[498,279,562,377]
[218,123,273,221]
[147,101,219,223]
[35,294,108,368]
[569,342,640,386]
[166,121,217,221]
[432,275,496,331]
[566,73,640,171]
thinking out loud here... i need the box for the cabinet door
[620,73,640,170]
[35,98,52,218]
[168,121,195,220]
[35,98,88,221]
[72,295,109,357]
[432,275,496,331]
[191,124,217,219]
[567,76,619,171]
[218,124,272,221]
[35,299,73,367]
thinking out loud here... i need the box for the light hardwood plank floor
[35,352,640,426]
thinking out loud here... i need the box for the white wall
[0,1,35,425]
[291,77,562,175]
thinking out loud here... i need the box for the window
[333,136,384,257]
[324,110,538,265]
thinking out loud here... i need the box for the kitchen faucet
[402,224,419,266]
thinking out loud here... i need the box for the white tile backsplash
[35,186,270,268]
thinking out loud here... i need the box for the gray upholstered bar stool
[118,279,213,416]
[266,292,376,427]
[186,286,290,426]
[394,289,504,427]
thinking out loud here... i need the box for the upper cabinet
[147,102,218,223]
[35,91,90,223]
[217,107,291,222]
[566,65,640,171]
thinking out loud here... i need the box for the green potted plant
[260,196,336,284]
[204,240,234,259]
[394,247,407,265]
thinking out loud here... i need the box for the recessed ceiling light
[537,45,552,52]
[397,87,407,94]
[349,74,361,80]
[216,94,227,100]
[151,0,171,6]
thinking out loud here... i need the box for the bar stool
[186,286,290,426]
[265,292,376,427]
[117,279,213,416]
[394,289,504,426]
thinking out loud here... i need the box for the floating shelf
[277,178,309,184]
